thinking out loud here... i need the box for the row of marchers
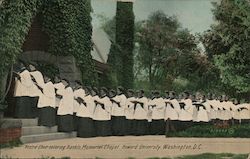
[13,64,250,137]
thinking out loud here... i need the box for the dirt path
[1,136,250,159]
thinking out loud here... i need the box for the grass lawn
[167,124,250,138]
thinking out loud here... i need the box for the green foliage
[0,139,22,149]
[202,0,250,96]
[0,0,98,110]
[36,62,60,80]
[115,1,135,89]
[135,11,209,92]
[0,0,41,98]
[168,124,250,138]
[0,0,41,75]
[174,153,248,159]
[42,0,97,85]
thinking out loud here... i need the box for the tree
[202,0,250,98]
[115,1,135,89]
[135,11,202,91]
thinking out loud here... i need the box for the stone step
[20,132,77,144]
[2,118,38,127]
[20,118,38,127]
[22,126,58,136]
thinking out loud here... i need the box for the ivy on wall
[0,0,41,99]
[115,1,135,89]
[42,0,97,85]
[0,0,97,111]
[0,0,97,99]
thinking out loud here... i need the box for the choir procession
[13,62,250,138]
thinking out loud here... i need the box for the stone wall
[20,51,81,83]
[0,119,22,144]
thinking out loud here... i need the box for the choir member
[124,89,136,135]
[37,76,56,127]
[148,91,165,135]
[28,63,44,117]
[56,79,74,132]
[73,80,84,130]
[164,91,179,135]
[76,87,96,137]
[110,86,127,136]
[13,63,41,118]
[133,90,149,136]
[93,87,112,136]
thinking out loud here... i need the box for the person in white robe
[220,96,233,121]
[196,107,209,123]
[76,87,96,137]
[56,79,74,132]
[13,63,42,118]
[93,87,112,136]
[37,76,56,127]
[72,80,85,130]
[178,92,194,130]
[133,90,149,136]
[124,89,136,135]
[53,76,65,111]
[206,96,220,123]
[28,64,45,117]
[237,103,250,124]
[110,86,127,136]
[164,91,179,135]
[148,91,165,135]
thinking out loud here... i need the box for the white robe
[37,81,55,108]
[169,99,181,113]
[164,103,178,120]
[111,94,127,117]
[240,108,250,119]
[232,109,241,120]
[29,71,45,88]
[73,88,85,113]
[125,97,136,120]
[196,107,209,122]
[76,95,97,118]
[57,86,74,116]
[181,99,194,115]
[14,70,41,97]
[178,106,193,121]
[93,96,112,121]
[134,97,148,120]
[148,97,165,120]
[54,82,65,108]
[221,101,235,111]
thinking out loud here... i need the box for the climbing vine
[0,0,97,109]
[42,0,97,85]
[115,1,135,89]
[0,0,41,100]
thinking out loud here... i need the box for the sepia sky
[91,0,220,34]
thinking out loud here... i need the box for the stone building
[20,15,111,83]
